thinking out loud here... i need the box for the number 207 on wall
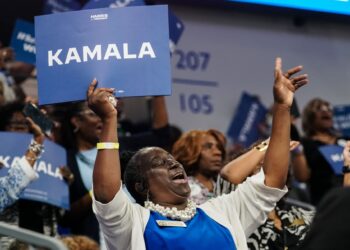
[175,50,210,71]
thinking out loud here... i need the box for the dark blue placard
[168,9,185,53]
[10,20,36,65]
[83,0,145,9]
[227,92,267,148]
[0,132,69,209]
[35,5,171,105]
[43,0,82,14]
[319,145,344,175]
[333,105,350,137]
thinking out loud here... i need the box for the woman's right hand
[87,79,117,121]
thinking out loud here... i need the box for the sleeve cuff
[92,182,129,216]
[20,157,39,181]
[247,169,288,200]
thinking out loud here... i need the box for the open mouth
[321,115,332,121]
[171,171,188,184]
[96,124,103,131]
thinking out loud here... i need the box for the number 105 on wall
[179,93,213,114]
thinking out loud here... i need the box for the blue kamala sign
[35,5,171,105]
[0,132,69,209]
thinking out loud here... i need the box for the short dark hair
[123,147,157,205]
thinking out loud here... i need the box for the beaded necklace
[144,200,197,222]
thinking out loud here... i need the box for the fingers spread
[285,65,303,78]
[294,79,309,89]
[291,74,308,82]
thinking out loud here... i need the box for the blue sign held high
[10,20,36,65]
[227,92,267,148]
[0,132,69,209]
[35,5,171,105]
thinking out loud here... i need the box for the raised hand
[273,57,308,107]
[87,79,117,121]
[26,117,45,144]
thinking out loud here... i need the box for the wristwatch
[342,165,350,174]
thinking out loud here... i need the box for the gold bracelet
[255,141,268,152]
[96,142,119,150]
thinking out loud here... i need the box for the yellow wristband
[89,190,93,198]
[96,142,119,150]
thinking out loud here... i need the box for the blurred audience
[301,98,348,205]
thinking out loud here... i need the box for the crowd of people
[1,38,350,250]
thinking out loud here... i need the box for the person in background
[221,139,315,250]
[301,98,348,205]
[0,117,43,213]
[293,140,350,250]
[0,101,72,249]
[0,108,44,249]
[172,129,226,205]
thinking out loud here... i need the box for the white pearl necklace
[144,200,197,222]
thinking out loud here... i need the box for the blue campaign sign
[35,5,171,105]
[227,92,267,148]
[43,0,82,14]
[333,105,350,137]
[83,0,145,9]
[10,20,36,65]
[319,145,344,175]
[0,132,69,209]
[168,9,185,53]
